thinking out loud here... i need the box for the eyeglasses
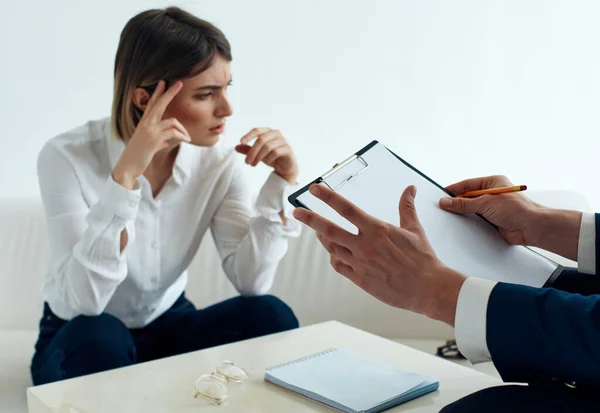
[193,361,250,405]
[436,339,465,360]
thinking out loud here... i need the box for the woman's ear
[131,88,151,112]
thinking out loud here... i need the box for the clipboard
[288,141,562,288]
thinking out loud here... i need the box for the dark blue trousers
[31,294,298,385]
[440,384,598,412]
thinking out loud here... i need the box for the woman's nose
[215,96,233,118]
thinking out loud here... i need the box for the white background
[1,0,599,208]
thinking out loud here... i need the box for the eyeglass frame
[193,360,250,404]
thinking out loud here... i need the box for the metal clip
[321,155,369,191]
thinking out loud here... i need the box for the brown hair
[111,7,232,141]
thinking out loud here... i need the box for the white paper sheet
[296,142,557,287]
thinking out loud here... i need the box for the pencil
[460,185,527,198]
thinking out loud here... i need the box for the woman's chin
[189,134,221,147]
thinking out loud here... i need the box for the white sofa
[0,191,590,412]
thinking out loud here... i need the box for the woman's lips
[209,124,224,134]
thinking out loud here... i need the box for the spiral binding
[266,348,338,372]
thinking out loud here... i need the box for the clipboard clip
[320,155,369,191]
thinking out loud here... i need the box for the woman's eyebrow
[193,77,233,91]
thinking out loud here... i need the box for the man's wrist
[526,206,556,247]
[528,208,582,261]
[421,265,467,327]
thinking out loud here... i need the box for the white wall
[1,0,599,209]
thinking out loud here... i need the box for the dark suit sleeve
[486,213,600,386]
[550,267,600,296]
[550,214,600,296]
[487,283,600,386]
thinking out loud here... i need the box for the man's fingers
[293,208,355,248]
[330,257,371,292]
[307,184,373,231]
[439,196,484,215]
[445,177,487,197]
[398,185,423,232]
[316,233,354,262]
[148,81,183,121]
[445,175,513,197]
[330,256,356,277]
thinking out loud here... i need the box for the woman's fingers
[235,144,251,155]
[160,129,191,149]
[141,80,166,119]
[244,130,279,165]
[240,127,272,145]
[255,140,287,166]
[160,117,190,139]
[147,81,183,122]
[262,145,290,166]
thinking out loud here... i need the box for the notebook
[264,348,439,413]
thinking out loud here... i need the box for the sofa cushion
[0,330,37,413]
[0,199,47,330]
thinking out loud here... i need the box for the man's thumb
[399,185,421,230]
[439,196,479,215]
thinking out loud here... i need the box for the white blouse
[37,117,301,328]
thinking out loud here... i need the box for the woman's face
[162,55,233,146]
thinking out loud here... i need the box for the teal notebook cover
[264,348,439,413]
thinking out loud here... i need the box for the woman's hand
[112,80,191,190]
[235,128,299,184]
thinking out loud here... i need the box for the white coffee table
[27,321,502,412]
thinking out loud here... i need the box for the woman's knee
[71,312,131,340]
[61,313,135,358]
[32,313,135,385]
[241,294,299,332]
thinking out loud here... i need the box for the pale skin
[293,175,582,326]
[112,55,299,250]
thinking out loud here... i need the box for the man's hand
[439,175,543,246]
[293,184,466,326]
[440,175,582,261]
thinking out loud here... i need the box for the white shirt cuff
[577,212,596,275]
[454,277,497,364]
[97,175,142,221]
[256,172,301,231]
